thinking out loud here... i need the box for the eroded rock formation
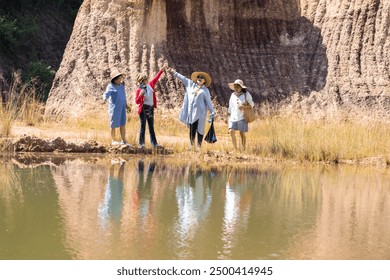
[45,0,390,121]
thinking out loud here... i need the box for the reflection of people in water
[176,167,212,243]
[222,168,253,256]
[98,162,125,230]
[137,160,156,220]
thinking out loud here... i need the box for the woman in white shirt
[227,79,254,152]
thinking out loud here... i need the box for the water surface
[1,157,390,259]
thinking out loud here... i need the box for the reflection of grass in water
[0,164,22,201]
[0,164,24,226]
[276,168,322,209]
[221,166,322,259]
[225,166,321,216]
[225,166,322,233]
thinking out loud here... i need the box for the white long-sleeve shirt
[228,91,254,122]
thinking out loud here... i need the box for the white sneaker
[111,158,126,164]
[120,141,131,146]
[112,141,121,145]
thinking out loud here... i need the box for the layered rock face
[45,0,390,121]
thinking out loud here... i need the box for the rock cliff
[45,0,390,121]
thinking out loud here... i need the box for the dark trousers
[139,105,157,146]
[189,120,203,147]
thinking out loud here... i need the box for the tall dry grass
[247,116,390,162]
[1,75,389,164]
[61,110,214,151]
[133,112,390,163]
[0,71,44,137]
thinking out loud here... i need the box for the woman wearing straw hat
[135,63,168,148]
[227,79,254,152]
[103,69,129,145]
[169,68,215,150]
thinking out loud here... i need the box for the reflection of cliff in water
[215,167,321,259]
[287,167,390,259]
[49,159,321,259]
[3,158,390,259]
[51,159,181,259]
[0,163,70,259]
[51,160,123,259]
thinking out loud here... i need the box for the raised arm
[173,71,191,87]
[149,69,164,89]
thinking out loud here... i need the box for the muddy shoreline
[1,135,389,169]
[0,135,172,154]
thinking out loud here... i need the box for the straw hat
[110,69,124,82]
[191,71,212,87]
[136,73,148,84]
[228,79,247,91]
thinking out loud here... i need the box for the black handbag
[204,121,217,143]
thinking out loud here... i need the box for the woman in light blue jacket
[103,69,128,145]
[170,68,215,150]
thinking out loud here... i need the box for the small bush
[23,61,55,102]
[0,16,21,54]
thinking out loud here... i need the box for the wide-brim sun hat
[191,71,212,87]
[110,69,125,82]
[228,79,247,91]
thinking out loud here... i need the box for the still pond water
[1,156,390,260]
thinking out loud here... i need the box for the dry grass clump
[2,77,390,165]
[248,116,390,163]
[0,71,45,137]
[117,113,390,163]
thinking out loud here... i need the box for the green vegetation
[0,0,82,55]
[23,61,55,102]
[0,16,23,54]
[0,0,82,104]
[0,0,82,16]
[0,0,81,55]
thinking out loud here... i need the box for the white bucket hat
[228,79,247,91]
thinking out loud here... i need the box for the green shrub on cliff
[0,16,24,54]
[23,61,55,102]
